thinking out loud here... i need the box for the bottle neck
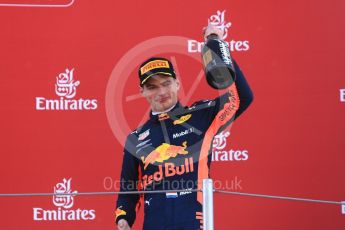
[206,33,219,40]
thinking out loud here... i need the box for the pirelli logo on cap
[140,60,170,75]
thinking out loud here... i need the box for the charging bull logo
[140,141,194,189]
[141,141,188,169]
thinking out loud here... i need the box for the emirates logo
[55,69,80,99]
[35,68,98,111]
[33,178,96,221]
[213,131,230,150]
[208,10,232,40]
[53,178,78,209]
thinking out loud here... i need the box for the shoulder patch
[138,129,150,141]
[188,100,215,111]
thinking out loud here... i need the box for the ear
[140,86,144,95]
[175,78,180,90]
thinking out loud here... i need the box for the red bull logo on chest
[142,157,194,189]
[141,141,188,169]
[140,141,194,189]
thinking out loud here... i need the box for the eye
[146,85,156,90]
[162,81,172,87]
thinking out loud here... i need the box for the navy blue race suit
[115,61,253,230]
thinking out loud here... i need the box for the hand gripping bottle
[202,34,236,89]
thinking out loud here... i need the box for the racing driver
[115,24,254,230]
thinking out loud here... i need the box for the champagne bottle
[202,34,236,89]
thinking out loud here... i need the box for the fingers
[203,24,224,40]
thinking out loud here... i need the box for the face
[140,75,180,113]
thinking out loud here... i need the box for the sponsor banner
[187,10,250,53]
[212,131,249,162]
[1,1,344,230]
[33,178,96,221]
[35,68,98,111]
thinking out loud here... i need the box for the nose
[157,86,167,96]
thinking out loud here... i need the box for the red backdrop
[1,0,345,229]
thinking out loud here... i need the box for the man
[116,25,253,230]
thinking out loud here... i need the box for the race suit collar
[149,102,183,122]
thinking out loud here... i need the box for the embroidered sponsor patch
[136,143,153,154]
[173,114,192,125]
[138,129,150,141]
[141,141,188,169]
[115,206,126,218]
[136,139,151,148]
[173,128,194,139]
[140,60,170,75]
[166,192,178,198]
[179,188,193,196]
[158,113,170,121]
